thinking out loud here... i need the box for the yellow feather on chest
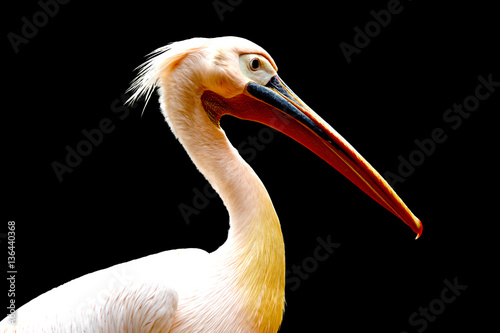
[232,204,286,333]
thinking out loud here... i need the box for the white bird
[1,36,422,333]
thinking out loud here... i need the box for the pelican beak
[201,76,423,239]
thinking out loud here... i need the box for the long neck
[158,78,285,331]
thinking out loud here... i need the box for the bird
[1,36,422,332]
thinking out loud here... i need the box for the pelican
[1,36,422,332]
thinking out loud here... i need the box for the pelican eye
[249,58,261,71]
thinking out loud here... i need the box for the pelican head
[128,36,422,238]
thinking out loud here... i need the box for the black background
[4,0,499,331]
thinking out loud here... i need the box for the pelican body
[1,37,421,332]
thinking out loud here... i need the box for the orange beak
[201,76,423,239]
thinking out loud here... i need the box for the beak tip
[414,220,423,240]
